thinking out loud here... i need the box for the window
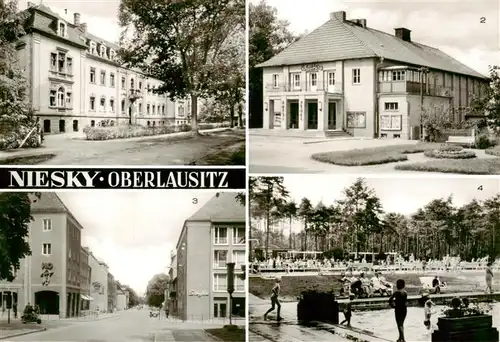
[100,70,106,86]
[139,82,142,90]
[328,72,335,85]
[232,250,245,268]
[214,227,228,244]
[58,22,65,37]
[293,74,300,88]
[392,70,405,81]
[49,90,56,107]
[110,99,115,112]
[138,103,142,114]
[121,99,125,113]
[58,52,66,72]
[214,250,228,268]
[272,74,279,88]
[213,274,227,291]
[42,218,52,231]
[152,105,156,115]
[147,84,151,94]
[380,115,402,131]
[232,227,245,244]
[235,276,245,292]
[109,50,115,60]
[100,97,105,111]
[121,77,126,89]
[66,92,72,108]
[110,73,115,87]
[89,42,97,55]
[100,46,106,58]
[162,105,165,115]
[147,104,150,115]
[90,96,95,111]
[384,102,399,111]
[57,87,65,107]
[90,68,96,83]
[353,69,361,84]
[310,73,317,87]
[130,78,135,89]
[66,57,72,74]
[50,53,57,70]
[346,111,366,128]
[42,243,52,255]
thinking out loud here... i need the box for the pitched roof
[258,13,485,79]
[186,192,245,222]
[30,193,84,229]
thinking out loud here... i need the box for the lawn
[206,326,245,341]
[311,143,442,166]
[0,153,56,165]
[249,272,484,301]
[485,146,500,157]
[395,158,500,175]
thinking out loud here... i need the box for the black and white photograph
[0,191,246,341]
[0,0,245,165]
[248,175,500,342]
[248,0,500,175]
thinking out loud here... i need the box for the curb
[204,331,223,341]
[0,328,46,340]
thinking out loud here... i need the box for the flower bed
[424,145,476,159]
[83,124,191,141]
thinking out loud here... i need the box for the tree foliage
[118,0,245,132]
[470,65,500,134]
[250,178,500,261]
[0,0,41,149]
[0,192,38,281]
[248,1,299,127]
[146,273,170,308]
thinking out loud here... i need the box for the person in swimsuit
[340,294,354,326]
[389,279,408,342]
[486,262,494,294]
[423,296,435,330]
[264,277,282,321]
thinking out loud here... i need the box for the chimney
[330,11,346,22]
[27,2,35,8]
[80,22,87,34]
[359,19,367,28]
[395,28,411,42]
[74,13,81,26]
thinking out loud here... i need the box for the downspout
[341,61,345,131]
[374,57,385,138]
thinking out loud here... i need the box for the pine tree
[0,0,41,149]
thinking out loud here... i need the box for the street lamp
[226,262,235,325]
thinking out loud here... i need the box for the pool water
[350,302,500,342]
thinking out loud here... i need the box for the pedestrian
[13,303,17,319]
[263,277,282,321]
[389,279,407,342]
[340,294,354,326]
[485,262,494,294]
[423,294,435,330]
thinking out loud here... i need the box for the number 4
[478,185,483,191]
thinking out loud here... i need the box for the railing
[265,81,342,93]
[378,81,452,97]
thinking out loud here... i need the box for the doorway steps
[324,130,351,138]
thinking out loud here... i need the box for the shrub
[438,144,463,152]
[0,125,42,150]
[475,134,494,149]
[83,124,191,141]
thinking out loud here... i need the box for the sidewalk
[0,322,46,341]
[38,312,119,322]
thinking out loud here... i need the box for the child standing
[264,277,282,321]
[340,294,354,326]
[486,262,494,294]
[423,296,435,330]
[389,279,408,342]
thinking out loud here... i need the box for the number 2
[480,17,486,23]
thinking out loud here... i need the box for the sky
[253,0,500,76]
[56,191,219,295]
[254,176,500,235]
[19,0,121,43]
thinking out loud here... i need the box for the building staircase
[250,129,353,139]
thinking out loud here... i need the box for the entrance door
[43,120,51,133]
[128,107,132,124]
[307,102,318,130]
[289,102,299,129]
[73,120,78,132]
[59,120,65,133]
[328,102,337,130]
[214,300,227,318]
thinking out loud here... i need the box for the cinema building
[257,11,488,139]
[16,3,175,134]
[171,193,246,320]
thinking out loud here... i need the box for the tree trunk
[289,217,292,249]
[190,94,199,133]
[238,102,243,128]
[230,104,235,128]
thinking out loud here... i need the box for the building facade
[79,247,92,311]
[87,252,109,313]
[17,3,175,134]
[174,193,246,320]
[0,193,83,318]
[107,273,116,312]
[258,11,488,139]
[115,283,129,311]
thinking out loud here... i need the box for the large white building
[17,3,178,134]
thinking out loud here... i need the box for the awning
[80,294,94,301]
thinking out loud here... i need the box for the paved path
[0,129,244,165]
[8,309,223,342]
[249,132,496,174]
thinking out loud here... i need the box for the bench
[446,129,475,147]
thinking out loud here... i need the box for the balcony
[265,81,342,94]
[378,81,452,97]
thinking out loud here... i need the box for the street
[0,129,245,165]
[8,309,221,342]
